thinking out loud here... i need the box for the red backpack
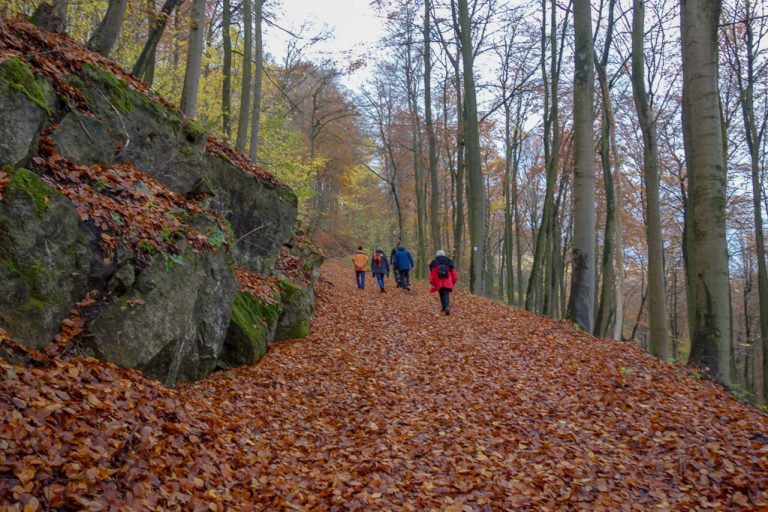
[373,253,382,266]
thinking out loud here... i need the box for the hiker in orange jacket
[352,246,369,289]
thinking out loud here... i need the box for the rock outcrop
[0,20,321,385]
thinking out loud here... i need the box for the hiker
[370,247,390,292]
[390,241,401,288]
[352,246,368,289]
[393,244,414,291]
[429,250,459,314]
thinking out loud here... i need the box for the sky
[265,0,387,90]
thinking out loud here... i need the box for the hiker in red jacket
[428,250,458,315]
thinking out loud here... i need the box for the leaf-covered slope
[0,18,284,189]
[2,260,767,510]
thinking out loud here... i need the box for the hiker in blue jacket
[393,245,414,291]
[370,247,390,292]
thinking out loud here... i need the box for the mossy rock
[0,58,50,114]
[274,279,314,342]
[220,291,283,367]
[0,62,50,166]
[0,169,91,349]
[5,168,55,215]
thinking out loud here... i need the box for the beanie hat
[436,250,446,257]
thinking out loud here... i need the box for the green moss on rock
[229,292,283,362]
[82,64,135,114]
[0,58,50,114]
[6,168,55,215]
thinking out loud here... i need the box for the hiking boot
[445,307,451,315]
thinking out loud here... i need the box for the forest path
[182,259,767,510]
[3,260,768,510]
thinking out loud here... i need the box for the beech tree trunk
[248,0,264,160]
[88,0,128,56]
[681,0,733,384]
[236,0,253,152]
[132,0,181,80]
[221,0,233,137]
[179,0,205,117]
[727,0,768,402]
[594,0,619,338]
[631,0,669,359]
[424,0,441,255]
[567,0,596,332]
[457,0,487,295]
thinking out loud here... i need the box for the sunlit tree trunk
[236,0,253,152]
[567,0,596,332]
[631,0,669,358]
[681,0,733,384]
[179,0,205,117]
[89,0,127,56]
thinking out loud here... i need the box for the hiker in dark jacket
[429,250,459,314]
[370,247,390,292]
[393,246,415,291]
[390,241,401,288]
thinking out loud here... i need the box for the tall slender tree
[236,0,253,152]
[424,0,441,255]
[457,0,487,295]
[724,0,768,400]
[631,0,669,359]
[249,0,264,160]
[221,0,233,136]
[567,0,596,331]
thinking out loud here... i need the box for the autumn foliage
[0,260,766,510]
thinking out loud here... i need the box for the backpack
[373,254,382,266]
[438,263,449,278]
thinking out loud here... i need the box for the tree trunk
[594,0,618,338]
[567,0,596,332]
[457,0,487,295]
[89,0,128,56]
[729,0,768,402]
[453,66,465,271]
[631,0,669,359]
[221,0,233,137]
[132,0,181,79]
[179,0,205,117]
[424,0,441,255]
[236,0,253,152]
[681,0,733,384]
[404,31,427,278]
[594,70,617,337]
[249,0,264,160]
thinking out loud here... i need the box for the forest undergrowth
[1,260,767,510]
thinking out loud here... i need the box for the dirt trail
[2,260,767,510]
[182,260,768,510]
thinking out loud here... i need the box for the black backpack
[438,263,449,278]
